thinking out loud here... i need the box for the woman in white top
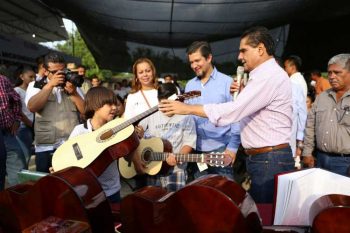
[14,66,35,164]
[124,58,159,188]
[124,58,159,120]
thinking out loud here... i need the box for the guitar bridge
[73,143,83,160]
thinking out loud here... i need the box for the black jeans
[35,150,54,173]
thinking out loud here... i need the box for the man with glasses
[303,54,350,177]
[25,52,84,172]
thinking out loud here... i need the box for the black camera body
[59,68,84,88]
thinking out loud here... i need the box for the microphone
[233,66,244,100]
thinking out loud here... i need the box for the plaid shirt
[0,75,21,130]
[147,169,187,192]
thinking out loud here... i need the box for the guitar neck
[105,92,201,137]
[114,105,159,133]
[150,152,204,163]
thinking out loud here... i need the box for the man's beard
[196,69,204,78]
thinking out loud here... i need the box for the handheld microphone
[233,66,244,100]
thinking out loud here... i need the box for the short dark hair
[241,26,275,56]
[186,41,212,59]
[163,74,173,79]
[84,86,119,119]
[35,55,45,66]
[43,52,65,69]
[77,65,86,69]
[307,93,315,103]
[158,83,178,100]
[310,69,322,77]
[90,74,100,81]
[285,55,302,71]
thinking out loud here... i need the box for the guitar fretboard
[112,105,159,133]
[151,152,204,163]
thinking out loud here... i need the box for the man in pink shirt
[160,26,294,203]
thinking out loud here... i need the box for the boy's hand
[166,154,177,166]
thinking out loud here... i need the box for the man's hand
[302,156,315,168]
[47,71,65,88]
[230,80,240,94]
[159,100,189,116]
[166,153,177,166]
[64,81,80,95]
[159,100,206,117]
[10,121,20,135]
[224,149,236,164]
[230,79,244,95]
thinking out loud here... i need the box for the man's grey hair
[328,54,350,71]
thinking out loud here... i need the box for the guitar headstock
[175,91,201,102]
[203,153,233,167]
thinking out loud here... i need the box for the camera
[59,68,84,88]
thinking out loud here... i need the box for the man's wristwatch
[297,141,304,149]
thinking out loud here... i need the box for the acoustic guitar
[118,137,233,179]
[52,91,201,175]
[120,175,262,233]
[0,167,115,233]
[309,194,350,233]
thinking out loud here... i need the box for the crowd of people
[0,26,349,207]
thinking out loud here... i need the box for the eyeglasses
[47,69,59,75]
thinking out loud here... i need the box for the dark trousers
[35,150,54,173]
[107,191,121,204]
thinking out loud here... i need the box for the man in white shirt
[284,55,308,98]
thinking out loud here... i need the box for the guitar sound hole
[142,149,152,163]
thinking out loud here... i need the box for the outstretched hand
[159,100,189,116]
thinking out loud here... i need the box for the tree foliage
[55,31,235,82]
[55,31,114,80]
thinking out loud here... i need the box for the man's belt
[244,143,289,156]
[318,150,350,157]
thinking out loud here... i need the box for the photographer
[25,52,84,172]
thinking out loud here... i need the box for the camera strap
[33,76,48,89]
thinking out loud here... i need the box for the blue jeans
[246,147,294,203]
[35,150,54,173]
[316,151,350,176]
[17,126,33,166]
[0,130,6,190]
[3,131,26,186]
